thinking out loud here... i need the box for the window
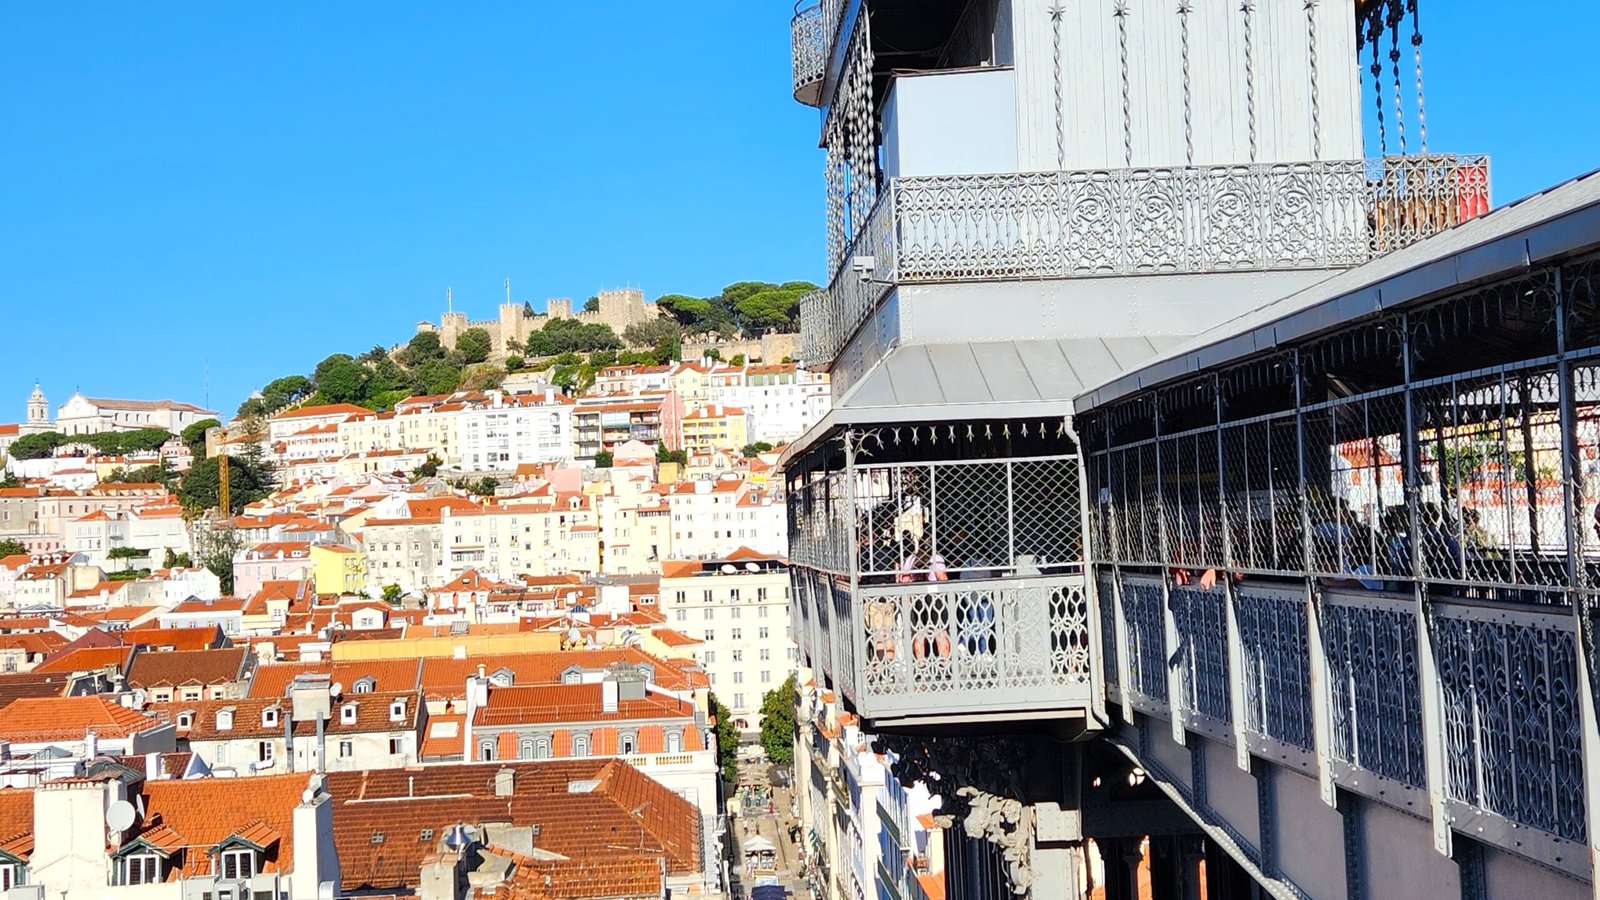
[666,730,682,753]
[620,734,636,755]
[702,607,714,620]
[730,589,741,603]
[177,713,193,729]
[389,700,407,721]
[733,693,745,708]
[118,854,160,886]
[757,587,768,601]
[704,651,715,664]
[759,605,769,618]
[388,736,404,755]
[479,740,495,761]
[704,630,714,642]
[262,708,279,728]
[732,650,743,662]
[733,671,744,683]
[731,629,742,641]
[675,608,686,621]
[761,671,771,683]
[702,590,714,604]
[573,735,590,757]
[534,736,551,759]
[519,738,535,759]
[339,740,353,758]
[341,703,358,724]
[730,606,741,620]
[759,628,769,640]
[181,688,201,702]
[353,677,376,693]
[221,848,256,880]
[258,742,274,763]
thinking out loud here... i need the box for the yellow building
[310,543,366,596]
[681,403,749,453]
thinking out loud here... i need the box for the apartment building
[682,403,749,454]
[657,551,793,730]
[664,478,787,560]
[456,389,574,473]
[707,362,830,444]
[570,391,685,461]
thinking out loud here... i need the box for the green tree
[758,674,798,765]
[364,389,411,412]
[360,345,389,364]
[397,331,447,368]
[583,296,600,313]
[178,449,276,515]
[0,539,27,558]
[316,356,369,404]
[742,442,774,458]
[505,354,526,372]
[382,584,403,604]
[702,348,722,362]
[107,463,176,488]
[710,692,740,784]
[412,358,463,395]
[733,288,807,333]
[181,418,221,455]
[0,471,19,488]
[8,432,65,460]
[593,451,614,469]
[260,375,313,413]
[656,445,687,466]
[729,354,746,367]
[623,318,682,350]
[163,547,194,569]
[456,327,493,364]
[413,454,442,479]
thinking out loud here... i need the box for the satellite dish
[720,564,737,575]
[744,562,760,572]
[107,800,136,833]
[329,682,344,700]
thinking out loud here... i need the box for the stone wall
[682,332,800,363]
[417,289,664,362]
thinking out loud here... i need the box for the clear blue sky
[1,1,1595,419]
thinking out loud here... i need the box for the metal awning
[1076,167,1600,413]
[781,335,1185,467]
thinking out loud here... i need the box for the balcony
[788,447,1094,729]
[801,154,1491,369]
[790,1,825,107]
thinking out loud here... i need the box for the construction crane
[217,451,230,518]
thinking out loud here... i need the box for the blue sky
[0,1,1595,419]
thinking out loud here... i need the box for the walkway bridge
[790,171,1600,898]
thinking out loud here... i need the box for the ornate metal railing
[800,155,1490,368]
[854,573,1092,721]
[791,1,826,106]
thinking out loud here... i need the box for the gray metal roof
[780,335,1184,468]
[1076,167,1600,412]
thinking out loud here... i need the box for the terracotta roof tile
[0,696,162,742]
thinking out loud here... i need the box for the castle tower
[440,311,468,351]
[498,303,526,357]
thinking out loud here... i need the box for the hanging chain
[1409,0,1428,153]
[1388,0,1407,155]
[1241,1,1257,162]
[1304,0,1321,159]
[1051,3,1067,169]
[1116,2,1133,168]
[1370,29,1386,155]
[1179,2,1194,166]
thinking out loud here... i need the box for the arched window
[620,733,636,755]
[353,676,376,694]
[573,735,590,757]
[479,740,495,761]
[534,737,551,759]
[666,730,682,753]
[519,739,534,759]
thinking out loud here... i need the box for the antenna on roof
[447,287,453,314]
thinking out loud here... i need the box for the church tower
[22,383,48,434]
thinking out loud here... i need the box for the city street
[729,754,807,900]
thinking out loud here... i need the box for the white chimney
[602,679,619,714]
[145,751,161,781]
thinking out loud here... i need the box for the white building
[664,477,787,560]
[707,363,831,445]
[658,551,794,730]
[53,393,215,436]
[456,390,574,473]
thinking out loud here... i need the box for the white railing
[847,573,1093,721]
[800,155,1491,369]
[791,2,826,106]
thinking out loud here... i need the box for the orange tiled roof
[128,772,308,880]
[474,683,694,728]
[0,696,161,742]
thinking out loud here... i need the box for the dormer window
[389,699,406,722]
[220,847,256,880]
[341,703,358,724]
[115,853,163,886]
[217,709,234,731]
[352,676,376,694]
[262,707,280,728]
[489,667,515,687]
[177,713,193,729]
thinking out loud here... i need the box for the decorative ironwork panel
[1119,577,1168,703]
[1321,594,1426,788]
[1367,155,1491,255]
[831,576,857,703]
[790,2,826,105]
[1170,585,1231,724]
[1433,607,1585,843]
[856,575,1091,709]
[1236,585,1314,750]
[1098,571,1119,692]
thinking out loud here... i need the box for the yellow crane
[217,451,230,518]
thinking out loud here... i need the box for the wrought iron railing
[853,573,1092,720]
[788,452,1083,579]
[800,155,1490,368]
[790,2,826,106]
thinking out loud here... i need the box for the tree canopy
[654,281,819,337]
[758,674,798,765]
[177,449,276,515]
[0,539,26,558]
[180,418,221,454]
[526,319,623,357]
[710,692,740,784]
[456,327,492,364]
[8,428,172,461]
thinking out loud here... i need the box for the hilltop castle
[417,288,661,361]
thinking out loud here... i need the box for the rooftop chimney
[494,767,515,797]
[602,679,619,714]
